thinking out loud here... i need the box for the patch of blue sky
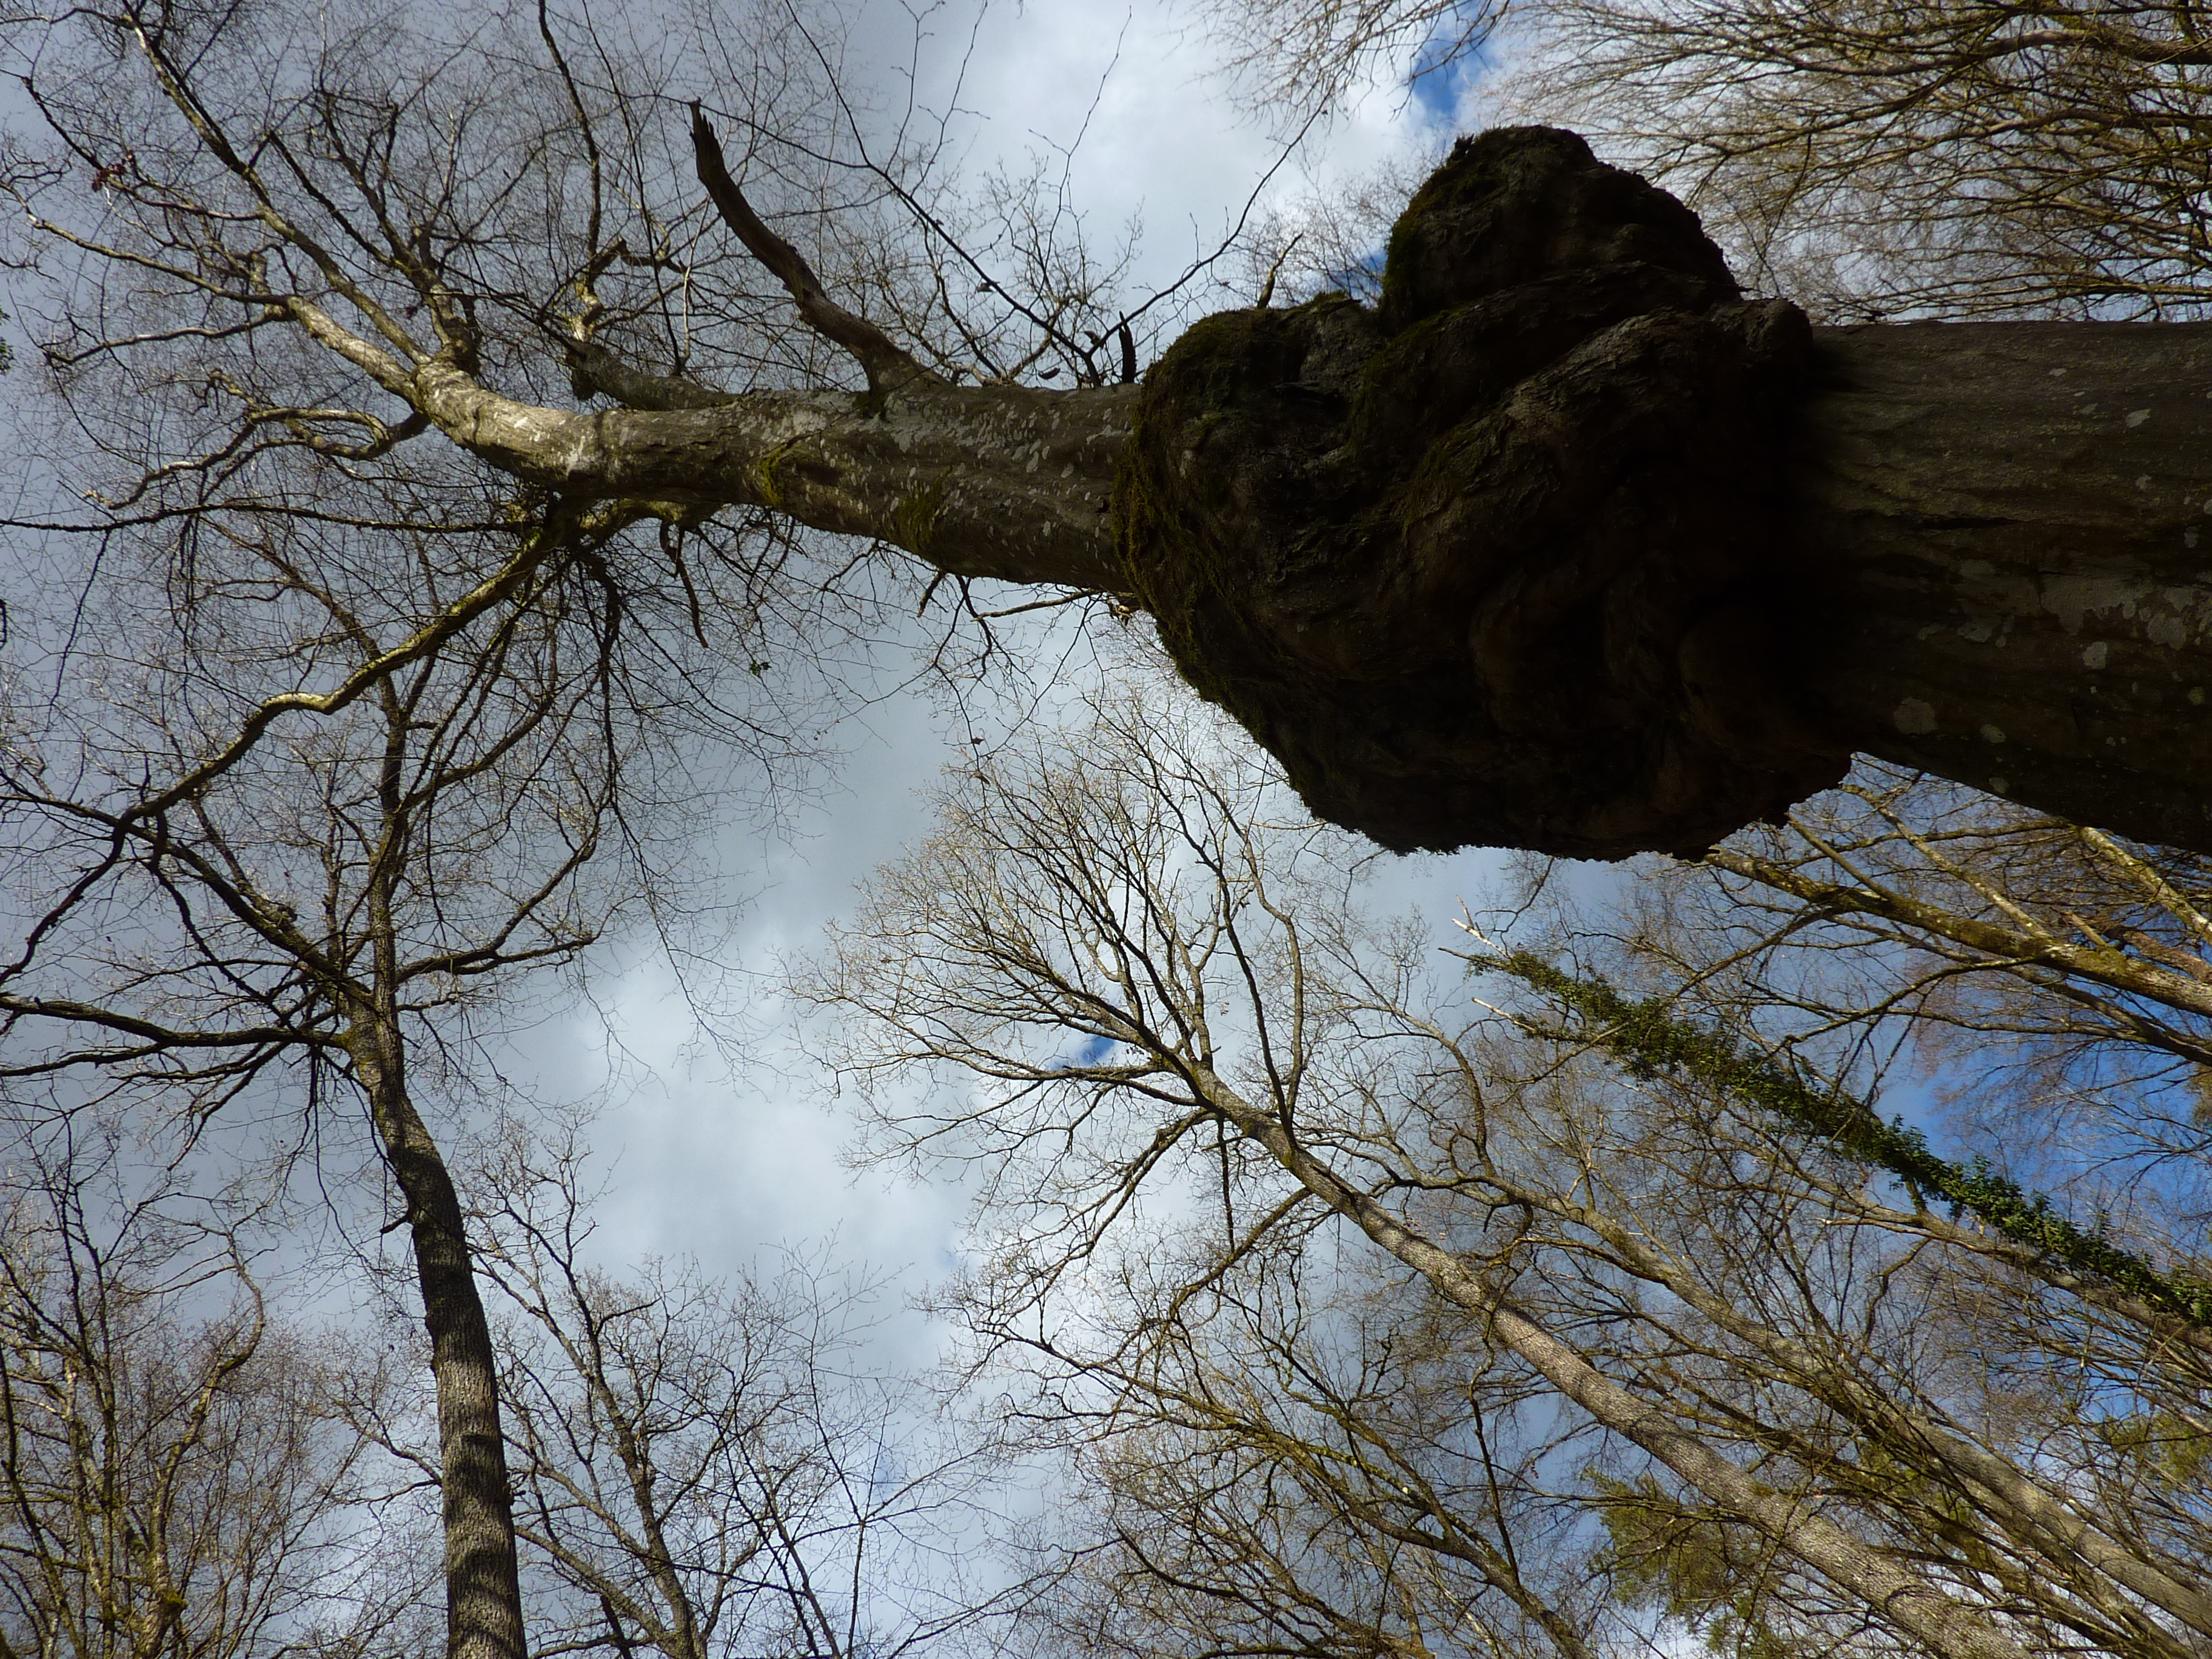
[1323,245,1390,301]
[1406,4,1499,129]
[1054,1032,1120,1070]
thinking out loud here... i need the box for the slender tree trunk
[1178,1057,2037,1659]
[350,1018,526,1659]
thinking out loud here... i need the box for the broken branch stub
[1116,127,1845,859]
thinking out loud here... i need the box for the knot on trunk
[1117,126,1846,859]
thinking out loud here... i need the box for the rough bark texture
[408,126,2212,859]
[1118,129,1845,859]
[1113,129,2212,859]
[351,1027,526,1659]
[1794,322,2212,853]
[374,350,1131,592]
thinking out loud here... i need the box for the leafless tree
[11,0,2212,1640]
[1559,765,2212,1329]
[1195,0,1506,120]
[11,0,2212,862]
[0,1121,432,1659]
[0,5,1151,1655]
[801,682,2212,1659]
[462,1116,1012,1659]
[985,1222,1604,1659]
[1498,0,2212,322]
[1200,0,2212,321]
[0,300,823,1659]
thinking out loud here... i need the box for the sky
[551,0,1529,1359]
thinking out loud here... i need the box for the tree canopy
[4,4,2212,1658]
[10,0,2212,862]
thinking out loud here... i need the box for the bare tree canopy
[468,1119,1014,1659]
[806,685,2212,1659]
[1206,0,2212,323]
[1504,0,2212,322]
[7,5,2212,1655]
[0,1131,434,1659]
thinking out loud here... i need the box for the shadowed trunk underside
[477,129,2212,859]
[1120,300,2212,860]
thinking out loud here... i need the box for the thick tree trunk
[1794,321,2212,852]
[548,314,2212,857]
[1110,133,2212,859]
[367,131,2212,859]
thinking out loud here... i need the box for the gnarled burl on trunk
[1118,128,2212,859]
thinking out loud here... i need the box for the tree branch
[689,109,939,395]
[565,341,742,411]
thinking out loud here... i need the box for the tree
[1200,0,2212,320]
[0,237,814,1659]
[0,7,1062,1655]
[1501,0,2212,324]
[0,1122,431,1659]
[0,410,950,1659]
[802,683,2212,1659]
[9,0,2212,865]
[10,1,2212,1647]
[465,1117,1011,1659]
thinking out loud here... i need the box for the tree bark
[375,131,2212,859]
[350,1023,526,1659]
[1793,321,2212,853]
[1107,132,2212,859]
[314,325,1132,592]
[548,314,2212,856]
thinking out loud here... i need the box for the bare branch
[689,109,939,395]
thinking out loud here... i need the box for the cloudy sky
[0,0,1546,1369]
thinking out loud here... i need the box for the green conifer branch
[1481,951,2212,1329]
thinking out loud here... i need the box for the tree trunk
[1794,321,2212,853]
[563,310,2212,858]
[310,328,1133,592]
[1179,1056,2039,1659]
[376,130,2212,859]
[351,1025,526,1659]
[1111,132,2212,859]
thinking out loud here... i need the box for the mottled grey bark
[304,305,1132,592]
[349,1020,525,1659]
[1794,321,2212,854]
